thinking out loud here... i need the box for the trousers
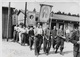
[13,30,17,41]
[43,36,51,54]
[55,36,64,52]
[52,37,56,49]
[29,35,34,50]
[34,34,43,55]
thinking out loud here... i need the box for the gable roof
[2,6,15,9]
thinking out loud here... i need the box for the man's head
[37,23,40,27]
[60,25,63,30]
[78,26,80,31]
[19,23,23,28]
[53,26,56,29]
[39,25,42,28]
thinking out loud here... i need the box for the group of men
[12,22,80,57]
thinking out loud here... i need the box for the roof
[51,14,80,22]
[2,6,15,9]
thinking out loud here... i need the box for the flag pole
[24,2,27,26]
[7,2,11,41]
[50,18,52,30]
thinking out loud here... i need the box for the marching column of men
[12,22,79,56]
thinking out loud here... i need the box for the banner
[27,12,36,26]
[39,4,53,22]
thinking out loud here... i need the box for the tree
[56,11,61,14]
[68,12,71,16]
[72,14,76,17]
[62,12,65,15]
[76,14,79,17]
[33,8,36,12]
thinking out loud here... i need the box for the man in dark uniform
[43,26,51,55]
[55,25,65,55]
[70,26,80,57]
[29,26,34,50]
[51,26,57,49]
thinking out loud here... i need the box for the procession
[2,2,80,57]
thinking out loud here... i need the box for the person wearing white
[35,26,43,35]
[34,24,43,55]
[26,27,29,34]
[13,25,18,42]
[18,25,24,44]
[65,27,70,42]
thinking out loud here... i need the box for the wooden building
[50,14,79,31]
[2,6,15,38]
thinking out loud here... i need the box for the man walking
[34,23,43,56]
[29,26,34,50]
[43,26,51,55]
[51,26,57,49]
[70,26,80,57]
[55,25,65,55]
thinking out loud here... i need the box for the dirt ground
[2,39,73,57]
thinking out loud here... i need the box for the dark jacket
[29,30,34,36]
[70,30,80,52]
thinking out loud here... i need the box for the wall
[2,7,13,38]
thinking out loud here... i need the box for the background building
[18,10,79,31]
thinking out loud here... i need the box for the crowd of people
[12,22,80,57]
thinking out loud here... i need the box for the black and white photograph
[2,1,80,57]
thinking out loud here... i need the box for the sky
[2,2,80,15]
